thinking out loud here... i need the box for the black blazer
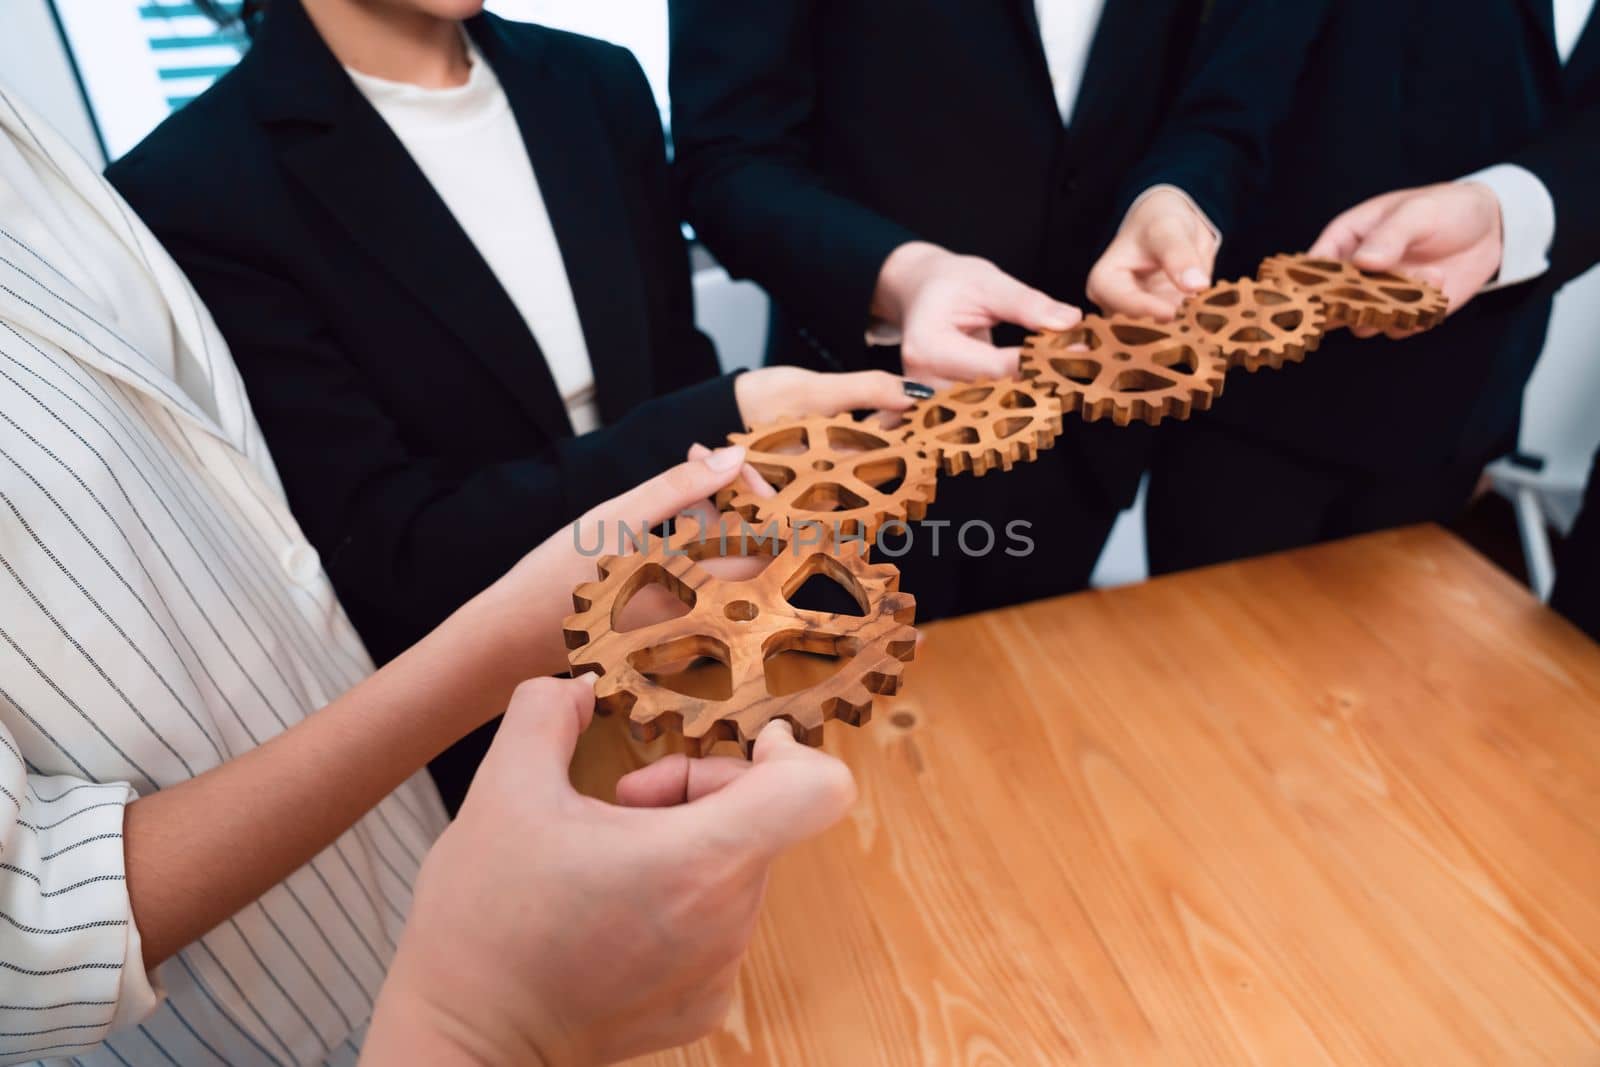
[669,0,1225,508]
[109,0,742,669]
[1130,0,1600,474]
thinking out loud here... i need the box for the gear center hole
[812,459,835,472]
[725,600,760,622]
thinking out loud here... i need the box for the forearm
[1511,103,1600,288]
[124,581,558,969]
[1118,0,1333,235]
[684,159,917,348]
[331,382,740,643]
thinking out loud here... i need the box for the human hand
[361,677,857,1067]
[1086,188,1219,320]
[734,365,919,427]
[483,447,753,676]
[1309,181,1502,333]
[872,241,1081,388]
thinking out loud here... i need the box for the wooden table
[572,526,1600,1066]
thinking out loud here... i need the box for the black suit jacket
[1130,0,1600,474]
[669,0,1226,508]
[109,0,741,669]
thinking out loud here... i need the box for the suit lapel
[247,0,573,441]
[1517,0,1563,72]
[1007,0,1065,125]
[1070,0,1157,143]
[1564,5,1600,91]
[472,18,654,422]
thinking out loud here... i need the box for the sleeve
[1112,0,1336,237]
[1509,102,1600,290]
[0,723,160,1063]
[668,0,920,351]
[1460,163,1557,290]
[593,42,726,395]
[147,238,742,650]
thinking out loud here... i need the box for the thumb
[472,675,597,802]
[679,721,857,859]
[578,447,747,536]
[1144,219,1212,294]
[1352,197,1437,271]
[977,270,1081,333]
[810,370,920,415]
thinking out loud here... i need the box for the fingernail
[902,380,936,400]
[704,445,745,471]
[574,670,599,688]
[1181,268,1210,291]
[1043,304,1078,329]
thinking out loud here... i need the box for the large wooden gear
[1020,315,1228,427]
[720,413,937,539]
[564,514,917,754]
[901,379,1064,476]
[1257,254,1447,336]
[1177,277,1328,372]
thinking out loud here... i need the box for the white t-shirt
[346,43,602,434]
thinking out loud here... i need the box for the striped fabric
[0,87,448,1065]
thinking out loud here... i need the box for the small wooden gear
[720,413,937,539]
[564,514,917,754]
[1020,315,1228,427]
[901,378,1064,476]
[1177,277,1328,372]
[1257,254,1447,336]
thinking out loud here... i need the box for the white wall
[0,0,104,165]
[1521,266,1600,505]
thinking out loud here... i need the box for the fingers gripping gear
[901,379,1064,477]
[1177,277,1328,372]
[1257,254,1448,336]
[720,414,938,540]
[1019,315,1228,427]
[563,515,918,754]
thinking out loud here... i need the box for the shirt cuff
[864,320,903,348]
[96,785,164,1031]
[1124,184,1223,246]
[1461,164,1556,290]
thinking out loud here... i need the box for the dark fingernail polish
[903,380,936,400]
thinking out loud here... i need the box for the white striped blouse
[0,87,449,1065]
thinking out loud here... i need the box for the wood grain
[568,526,1600,1066]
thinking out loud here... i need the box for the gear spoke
[1177,277,1327,373]
[723,414,936,539]
[1021,315,1227,428]
[902,379,1063,477]
[564,517,918,754]
[1258,254,1447,336]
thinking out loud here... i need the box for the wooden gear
[901,379,1064,476]
[1257,254,1447,336]
[1020,315,1228,427]
[720,413,937,539]
[1177,277,1328,372]
[564,514,917,754]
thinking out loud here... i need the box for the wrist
[369,924,565,1067]
[368,974,556,1067]
[1460,179,1506,248]
[871,241,948,325]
